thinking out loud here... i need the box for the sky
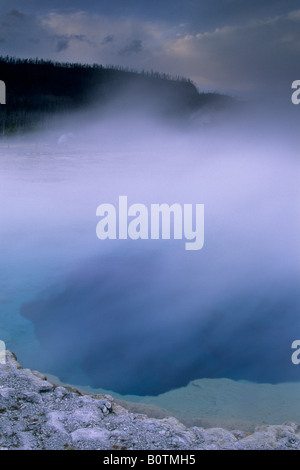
[0,1,300,97]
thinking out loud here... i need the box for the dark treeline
[0,56,233,135]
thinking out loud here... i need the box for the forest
[0,56,234,135]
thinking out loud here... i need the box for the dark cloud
[0,9,52,57]
[56,37,69,52]
[8,9,25,20]
[101,34,114,45]
[118,39,143,56]
[0,1,299,95]
[1,1,298,30]
[55,33,95,53]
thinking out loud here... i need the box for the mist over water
[1,96,300,397]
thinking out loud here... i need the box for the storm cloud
[118,39,143,56]
[0,1,299,96]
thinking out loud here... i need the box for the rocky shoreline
[1,351,300,450]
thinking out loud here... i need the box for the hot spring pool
[1,110,300,430]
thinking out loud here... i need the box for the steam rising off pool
[0,103,300,424]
